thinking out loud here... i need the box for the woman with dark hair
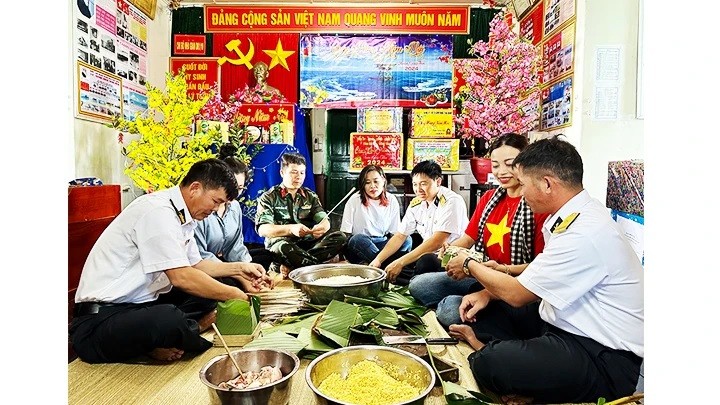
[194,144,276,283]
[340,165,412,265]
[409,133,550,327]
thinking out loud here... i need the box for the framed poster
[543,0,576,36]
[512,0,533,20]
[77,61,123,122]
[350,132,403,172]
[541,22,575,84]
[540,76,572,131]
[127,0,156,20]
[520,0,545,45]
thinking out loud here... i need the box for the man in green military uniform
[256,153,346,276]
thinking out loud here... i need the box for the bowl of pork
[199,348,300,405]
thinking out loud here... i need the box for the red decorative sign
[520,1,544,46]
[204,5,470,34]
[234,103,296,144]
[350,132,404,172]
[169,57,220,100]
[173,34,207,55]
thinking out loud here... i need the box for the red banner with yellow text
[173,34,207,55]
[212,33,299,103]
[169,57,220,100]
[235,103,295,144]
[204,5,470,34]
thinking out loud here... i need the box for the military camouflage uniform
[255,185,347,270]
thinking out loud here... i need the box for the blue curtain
[241,105,314,245]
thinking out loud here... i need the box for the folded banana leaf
[313,300,362,347]
[215,296,261,335]
[297,327,334,353]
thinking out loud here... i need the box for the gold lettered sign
[357,107,402,133]
[128,0,157,20]
[410,108,454,138]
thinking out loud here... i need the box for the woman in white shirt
[341,165,412,264]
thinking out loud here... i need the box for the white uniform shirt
[398,186,468,244]
[75,186,203,304]
[517,190,644,357]
[340,193,401,237]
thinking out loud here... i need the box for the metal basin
[199,348,300,405]
[305,345,436,405]
[288,264,386,305]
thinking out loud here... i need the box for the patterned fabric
[474,187,535,265]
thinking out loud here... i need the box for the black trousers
[466,301,642,403]
[69,289,215,364]
[248,247,274,271]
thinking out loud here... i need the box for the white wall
[576,0,644,201]
[70,2,172,208]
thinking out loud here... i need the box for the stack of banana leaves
[243,285,428,359]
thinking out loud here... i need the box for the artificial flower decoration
[454,13,541,141]
[111,71,221,193]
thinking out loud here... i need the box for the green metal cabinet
[324,109,359,229]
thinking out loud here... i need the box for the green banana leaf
[263,313,321,336]
[374,307,399,326]
[379,290,418,306]
[242,331,307,354]
[215,296,260,335]
[297,327,335,353]
[403,322,428,337]
[313,300,362,347]
[344,295,406,309]
[357,306,380,323]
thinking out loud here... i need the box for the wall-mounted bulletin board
[540,76,573,131]
[543,0,576,37]
[73,0,149,123]
[541,22,575,84]
[490,0,577,134]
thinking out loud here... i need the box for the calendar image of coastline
[299,34,453,108]
[606,160,644,217]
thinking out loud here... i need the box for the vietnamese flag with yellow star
[212,33,299,103]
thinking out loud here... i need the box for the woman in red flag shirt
[409,133,549,327]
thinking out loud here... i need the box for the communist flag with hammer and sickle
[212,33,299,103]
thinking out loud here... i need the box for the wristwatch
[462,256,478,275]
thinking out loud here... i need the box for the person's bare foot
[502,394,534,404]
[148,347,184,361]
[198,310,217,332]
[448,324,485,351]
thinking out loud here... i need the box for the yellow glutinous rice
[317,359,422,405]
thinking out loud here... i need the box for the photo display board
[73,0,149,123]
